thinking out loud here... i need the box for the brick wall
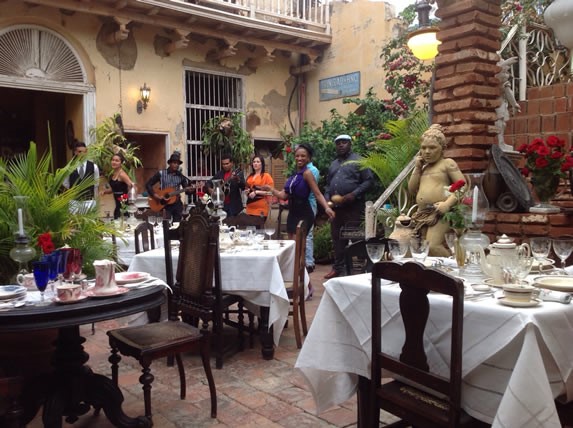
[485,82,573,242]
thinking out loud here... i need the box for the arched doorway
[0,24,95,166]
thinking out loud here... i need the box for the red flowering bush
[518,136,573,201]
[37,232,55,255]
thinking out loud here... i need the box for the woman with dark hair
[101,152,135,219]
[264,144,335,238]
[245,155,274,220]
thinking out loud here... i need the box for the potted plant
[313,223,333,264]
[202,112,254,166]
[0,143,117,282]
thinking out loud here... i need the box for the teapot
[479,234,531,284]
[219,225,236,247]
[388,206,417,243]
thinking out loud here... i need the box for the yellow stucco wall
[304,0,400,127]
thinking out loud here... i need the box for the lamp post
[544,0,573,79]
[407,0,440,61]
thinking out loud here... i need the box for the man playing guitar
[206,153,245,217]
[145,151,195,222]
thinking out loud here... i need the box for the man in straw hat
[145,151,195,222]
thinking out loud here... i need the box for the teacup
[16,273,35,289]
[56,283,82,302]
[502,284,538,303]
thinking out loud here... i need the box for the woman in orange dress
[245,155,274,220]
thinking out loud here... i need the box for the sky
[385,0,416,15]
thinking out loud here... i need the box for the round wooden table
[0,285,165,428]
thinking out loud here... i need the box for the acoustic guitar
[148,185,195,212]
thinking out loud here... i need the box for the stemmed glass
[366,243,385,265]
[264,227,275,241]
[552,238,573,273]
[388,240,409,262]
[530,237,552,271]
[410,237,430,263]
[32,260,50,305]
[445,232,456,257]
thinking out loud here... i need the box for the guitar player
[145,151,195,222]
[206,153,246,217]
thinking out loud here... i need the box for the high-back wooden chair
[284,221,309,349]
[344,237,390,276]
[134,221,156,254]
[176,208,245,369]
[106,214,217,422]
[370,261,483,427]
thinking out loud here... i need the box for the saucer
[498,297,541,308]
[52,294,89,304]
[471,284,492,292]
[115,272,150,285]
[85,287,129,298]
[533,276,573,292]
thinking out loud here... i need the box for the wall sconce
[137,83,151,114]
[407,0,440,61]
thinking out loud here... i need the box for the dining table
[104,224,164,266]
[295,268,573,428]
[128,239,308,359]
[0,284,165,427]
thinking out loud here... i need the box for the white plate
[472,284,492,292]
[0,285,27,300]
[115,272,150,285]
[498,297,541,308]
[85,287,129,298]
[52,294,89,304]
[533,276,573,292]
[531,258,556,271]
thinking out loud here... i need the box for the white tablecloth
[295,273,573,427]
[128,241,306,345]
[105,225,163,266]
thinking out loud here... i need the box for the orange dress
[245,172,274,218]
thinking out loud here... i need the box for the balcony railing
[180,0,331,31]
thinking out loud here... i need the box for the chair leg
[292,295,302,349]
[175,354,186,400]
[238,301,245,351]
[200,339,217,418]
[300,287,309,337]
[139,362,155,419]
[248,312,256,349]
[109,345,121,386]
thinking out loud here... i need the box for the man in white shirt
[63,141,100,213]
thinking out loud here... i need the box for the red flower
[37,232,54,255]
[449,180,465,192]
[517,143,528,153]
[285,146,292,153]
[535,157,549,168]
[536,145,550,156]
[551,151,564,159]
[521,167,529,176]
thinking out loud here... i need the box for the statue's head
[421,124,447,150]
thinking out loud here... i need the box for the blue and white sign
[319,72,360,101]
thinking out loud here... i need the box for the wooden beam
[246,46,275,69]
[105,17,132,45]
[206,37,239,62]
[164,29,190,54]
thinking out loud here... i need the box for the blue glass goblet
[32,260,50,305]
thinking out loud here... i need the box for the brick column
[434,0,502,172]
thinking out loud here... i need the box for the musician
[145,151,194,222]
[206,153,245,217]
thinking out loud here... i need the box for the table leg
[258,306,275,360]
[37,325,151,428]
[357,375,370,428]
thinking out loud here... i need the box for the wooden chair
[370,261,484,427]
[284,221,309,349]
[134,221,156,254]
[344,237,390,275]
[176,208,245,369]
[106,214,217,422]
[224,213,265,229]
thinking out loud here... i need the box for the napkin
[538,289,571,304]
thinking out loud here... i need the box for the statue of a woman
[408,124,465,257]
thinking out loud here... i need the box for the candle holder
[10,234,37,277]
[459,173,490,280]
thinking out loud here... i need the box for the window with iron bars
[184,69,243,181]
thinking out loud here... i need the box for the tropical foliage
[0,143,117,282]
[202,112,254,166]
[88,113,142,180]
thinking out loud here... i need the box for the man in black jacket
[63,141,100,213]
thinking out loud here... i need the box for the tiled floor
[28,263,375,428]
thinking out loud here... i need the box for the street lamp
[407,0,440,61]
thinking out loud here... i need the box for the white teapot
[479,234,530,284]
[219,225,236,248]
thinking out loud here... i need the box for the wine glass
[264,227,275,241]
[388,240,409,261]
[445,232,456,257]
[366,243,385,265]
[552,238,573,272]
[32,260,50,305]
[530,237,552,271]
[410,238,430,263]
